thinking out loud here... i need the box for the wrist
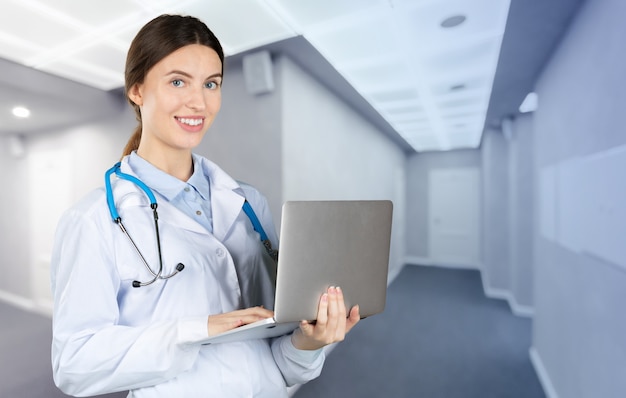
[291,328,323,351]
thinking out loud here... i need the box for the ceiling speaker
[242,51,274,96]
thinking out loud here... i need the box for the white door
[428,168,480,267]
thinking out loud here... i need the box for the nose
[186,86,206,112]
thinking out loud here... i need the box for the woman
[51,14,359,397]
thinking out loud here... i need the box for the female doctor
[50,14,360,397]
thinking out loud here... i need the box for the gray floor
[294,265,545,398]
[0,265,544,397]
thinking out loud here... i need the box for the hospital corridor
[0,0,624,397]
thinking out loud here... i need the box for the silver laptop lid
[274,200,393,323]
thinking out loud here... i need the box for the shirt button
[196,210,202,216]
[184,187,190,192]
[216,248,225,257]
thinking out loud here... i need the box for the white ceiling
[0,0,511,152]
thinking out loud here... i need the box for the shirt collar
[127,152,209,201]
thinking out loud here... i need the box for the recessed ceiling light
[441,15,467,28]
[12,106,31,118]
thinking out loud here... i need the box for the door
[428,167,480,267]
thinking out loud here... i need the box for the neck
[135,147,194,181]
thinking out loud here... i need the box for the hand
[207,306,274,337]
[291,286,360,351]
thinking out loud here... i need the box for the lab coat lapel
[199,157,245,242]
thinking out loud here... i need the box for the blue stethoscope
[105,162,184,288]
[105,162,277,288]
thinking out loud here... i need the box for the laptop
[200,200,393,345]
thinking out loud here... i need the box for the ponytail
[121,124,141,158]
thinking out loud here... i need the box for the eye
[205,80,220,90]
[171,79,184,88]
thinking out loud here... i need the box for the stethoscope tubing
[105,162,184,288]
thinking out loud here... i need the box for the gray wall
[508,114,534,311]
[478,116,536,318]
[0,140,30,300]
[482,128,512,294]
[279,56,407,280]
[197,56,283,224]
[529,0,626,396]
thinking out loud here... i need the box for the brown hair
[121,14,224,157]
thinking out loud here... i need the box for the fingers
[315,292,329,328]
[325,287,340,336]
[303,286,348,339]
[248,306,274,318]
[207,306,274,336]
[333,287,347,340]
[291,286,360,350]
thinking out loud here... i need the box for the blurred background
[0,0,624,397]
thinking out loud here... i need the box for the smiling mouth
[176,117,203,126]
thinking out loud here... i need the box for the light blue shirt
[128,152,214,233]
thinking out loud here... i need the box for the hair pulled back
[121,14,224,157]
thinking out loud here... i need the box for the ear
[127,83,144,106]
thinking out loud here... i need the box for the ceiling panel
[307,18,399,66]
[0,32,39,62]
[368,88,420,104]
[0,3,81,50]
[41,58,124,90]
[71,43,128,74]
[385,102,424,115]
[179,0,296,55]
[28,0,143,26]
[268,0,385,29]
[110,23,148,47]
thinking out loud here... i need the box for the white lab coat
[50,155,324,397]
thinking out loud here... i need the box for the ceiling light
[12,106,31,118]
[519,92,538,113]
[440,15,467,28]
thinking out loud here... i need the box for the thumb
[299,320,313,335]
[346,305,360,330]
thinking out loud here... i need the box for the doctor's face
[128,44,223,154]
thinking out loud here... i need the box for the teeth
[177,117,203,126]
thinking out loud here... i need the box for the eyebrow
[166,70,223,80]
